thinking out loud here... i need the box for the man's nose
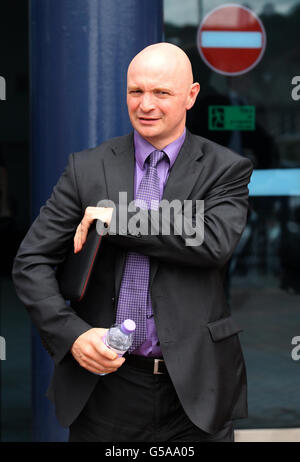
[139,93,155,112]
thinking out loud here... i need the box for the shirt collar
[134,128,186,170]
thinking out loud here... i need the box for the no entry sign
[197,4,266,76]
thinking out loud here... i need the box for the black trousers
[69,360,234,442]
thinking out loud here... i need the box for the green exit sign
[208,105,255,131]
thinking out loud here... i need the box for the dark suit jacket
[12,130,253,434]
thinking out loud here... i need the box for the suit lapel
[149,131,205,287]
[103,133,135,300]
[162,130,205,203]
[103,133,135,206]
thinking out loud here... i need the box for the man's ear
[186,82,200,110]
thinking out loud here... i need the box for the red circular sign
[197,4,266,76]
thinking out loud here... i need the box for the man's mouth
[138,117,160,123]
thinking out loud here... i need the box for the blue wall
[30,0,163,441]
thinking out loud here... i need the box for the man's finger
[96,355,125,370]
[74,221,89,253]
[77,347,125,372]
[73,208,97,253]
[85,341,122,364]
[79,357,119,375]
[95,342,122,362]
[74,224,83,253]
[73,206,113,253]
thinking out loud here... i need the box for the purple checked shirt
[131,128,186,357]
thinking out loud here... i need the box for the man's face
[127,56,197,149]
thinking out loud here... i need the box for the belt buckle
[154,359,164,375]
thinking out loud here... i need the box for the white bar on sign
[201,31,262,48]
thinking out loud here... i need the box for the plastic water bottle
[99,319,136,375]
[103,319,136,355]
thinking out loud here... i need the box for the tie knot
[148,150,165,168]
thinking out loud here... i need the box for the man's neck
[139,128,186,151]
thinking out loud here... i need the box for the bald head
[126,42,200,149]
[128,42,194,92]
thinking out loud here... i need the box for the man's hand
[74,206,113,253]
[70,328,125,375]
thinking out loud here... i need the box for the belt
[124,354,168,375]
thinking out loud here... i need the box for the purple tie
[116,150,165,352]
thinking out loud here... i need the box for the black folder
[56,222,103,302]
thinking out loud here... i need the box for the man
[12,43,253,442]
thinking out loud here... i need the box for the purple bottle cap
[121,319,136,334]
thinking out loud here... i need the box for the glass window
[164,0,300,429]
[0,0,31,441]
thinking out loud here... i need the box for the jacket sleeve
[107,156,253,268]
[12,154,92,365]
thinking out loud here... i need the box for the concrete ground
[1,271,300,442]
[235,428,300,442]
